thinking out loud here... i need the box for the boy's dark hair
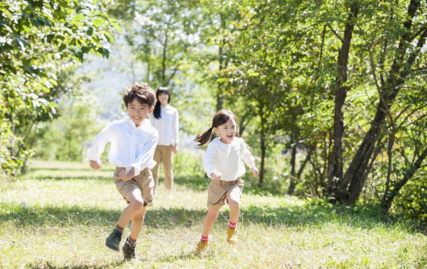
[194,109,239,146]
[122,82,156,107]
[153,87,170,119]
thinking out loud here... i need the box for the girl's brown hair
[195,109,238,146]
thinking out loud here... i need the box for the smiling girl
[194,109,259,256]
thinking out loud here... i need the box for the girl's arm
[129,131,159,176]
[203,142,219,179]
[240,139,259,176]
[240,138,256,169]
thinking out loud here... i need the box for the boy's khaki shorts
[207,178,244,208]
[114,167,154,207]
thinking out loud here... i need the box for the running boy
[194,109,259,256]
[87,82,158,260]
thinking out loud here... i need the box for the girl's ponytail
[195,109,238,147]
[195,127,213,146]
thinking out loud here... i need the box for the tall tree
[328,2,360,198]
[340,0,427,204]
[0,0,117,178]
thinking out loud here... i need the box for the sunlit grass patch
[1,162,426,268]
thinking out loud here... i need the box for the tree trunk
[335,0,425,204]
[287,132,298,195]
[382,130,396,207]
[328,3,359,196]
[161,32,169,85]
[297,146,312,181]
[343,26,427,204]
[216,14,227,111]
[259,114,266,187]
[381,147,427,213]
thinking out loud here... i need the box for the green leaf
[112,22,122,33]
[69,14,85,26]
[99,30,113,42]
[14,35,28,50]
[86,27,94,36]
[92,17,105,28]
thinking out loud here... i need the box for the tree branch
[326,24,344,43]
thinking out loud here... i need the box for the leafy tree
[336,0,427,204]
[0,0,118,179]
[34,87,106,162]
[216,0,427,219]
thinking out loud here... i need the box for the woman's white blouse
[87,118,159,176]
[203,137,255,181]
[149,104,179,146]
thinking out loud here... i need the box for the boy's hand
[209,171,222,180]
[119,168,135,181]
[90,160,102,170]
[251,167,259,176]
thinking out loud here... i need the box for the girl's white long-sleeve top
[203,137,256,181]
[149,104,179,146]
[87,118,159,176]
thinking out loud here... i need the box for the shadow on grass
[27,167,116,172]
[23,175,114,181]
[156,252,197,263]
[24,168,209,192]
[26,260,125,269]
[174,174,208,192]
[0,199,415,232]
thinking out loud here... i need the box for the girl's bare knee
[228,199,239,207]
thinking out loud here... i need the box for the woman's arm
[172,108,179,152]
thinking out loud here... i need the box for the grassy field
[1,160,426,268]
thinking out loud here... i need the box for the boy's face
[125,99,153,127]
[214,118,237,144]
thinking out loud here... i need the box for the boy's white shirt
[203,137,255,181]
[148,104,179,146]
[87,118,159,176]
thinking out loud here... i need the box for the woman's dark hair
[195,109,239,146]
[153,87,170,119]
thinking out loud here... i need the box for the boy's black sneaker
[105,228,122,251]
[123,242,136,260]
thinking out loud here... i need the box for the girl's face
[158,92,169,106]
[214,118,237,144]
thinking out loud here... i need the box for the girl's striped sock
[201,235,209,242]
[229,221,237,228]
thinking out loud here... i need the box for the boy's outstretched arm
[90,160,103,170]
[87,122,116,170]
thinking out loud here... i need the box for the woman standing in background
[149,87,179,198]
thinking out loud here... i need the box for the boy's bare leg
[202,206,221,237]
[117,188,144,229]
[129,205,146,240]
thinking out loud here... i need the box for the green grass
[1,160,426,268]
